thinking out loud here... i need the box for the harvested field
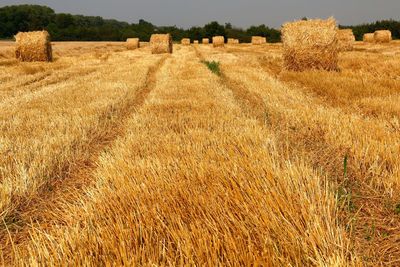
[0,40,399,266]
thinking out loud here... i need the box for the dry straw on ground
[251,36,267,45]
[213,36,225,47]
[281,17,339,71]
[126,38,140,50]
[202,38,210,44]
[15,31,52,62]
[374,30,392,43]
[337,29,355,51]
[181,38,191,45]
[150,34,173,54]
[363,33,374,43]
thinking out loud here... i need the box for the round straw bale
[227,38,240,44]
[251,36,267,45]
[15,31,52,62]
[181,38,191,45]
[193,40,199,44]
[202,38,210,44]
[212,36,225,47]
[126,38,140,50]
[281,17,339,71]
[374,30,392,43]
[150,34,173,54]
[337,29,355,51]
[363,33,374,43]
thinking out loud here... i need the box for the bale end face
[374,30,392,43]
[282,17,339,72]
[337,29,355,51]
[202,38,210,44]
[150,34,173,54]
[212,36,225,47]
[227,38,239,44]
[126,38,140,50]
[181,38,191,45]
[363,33,374,43]
[251,36,267,45]
[15,31,52,62]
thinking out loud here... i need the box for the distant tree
[187,26,204,41]
[246,24,281,43]
[204,21,226,39]
[1,4,398,42]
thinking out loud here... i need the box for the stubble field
[0,40,399,266]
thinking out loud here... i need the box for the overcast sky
[1,0,399,28]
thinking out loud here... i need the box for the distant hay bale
[363,33,374,43]
[227,38,239,44]
[150,34,173,54]
[374,30,392,43]
[212,36,225,47]
[126,38,140,50]
[251,36,267,45]
[337,29,355,51]
[15,31,52,62]
[193,40,199,44]
[202,38,210,44]
[281,17,339,71]
[181,38,191,45]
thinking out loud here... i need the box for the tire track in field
[194,46,267,122]
[0,55,169,257]
[198,45,400,265]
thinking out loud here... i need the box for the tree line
[0,5,398,42]
[341,20,400,41]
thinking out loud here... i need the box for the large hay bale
[281,17,339,71]
[374,30,392,43]
[15,31,52,62]
[202,38,210,44]
[337,29,355,51]
[212,36,225,47]
[126,38,140,50]
[181,38,191,45]
[251,36,267,45]
[363,33,374,43]
[193,40,199,44]
[150,34,173,54]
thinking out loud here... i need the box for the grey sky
[1,0,399,28]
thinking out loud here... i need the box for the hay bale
[281,17,339,71]
[212,36,225,47]
[363,33,374,43]
[227,38,239,44]
[374,30,392,43]
[194,40,199,44]
[202,38,210,44]
[126,38,140,50]
[337,29,355,51]
[181,38,191,45]
[150,34,173,54]
[251,36,267,45]
[15,31,52,62]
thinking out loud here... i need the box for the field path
[5,46,353,266]
[0,53,168,258]
[196,45,400,266]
